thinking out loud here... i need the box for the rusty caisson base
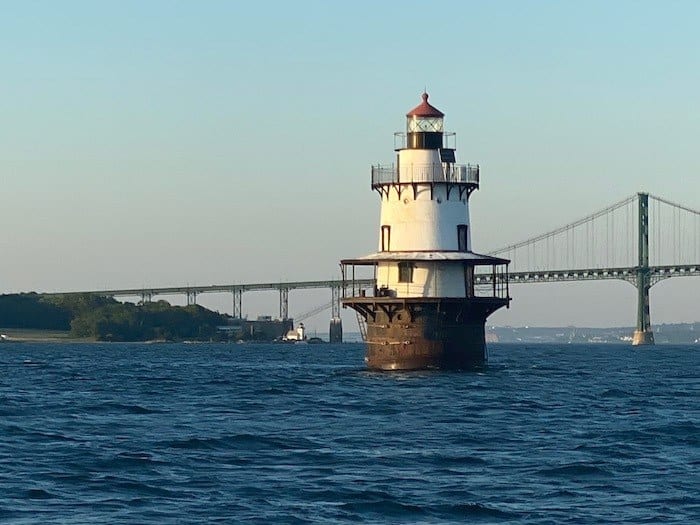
[345,297,509,371]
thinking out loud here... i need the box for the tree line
[0,293,227,341]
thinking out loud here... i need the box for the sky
[2,0,700,332]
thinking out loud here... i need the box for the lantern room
[406,92,444,149]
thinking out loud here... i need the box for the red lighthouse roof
[406,92,444,118]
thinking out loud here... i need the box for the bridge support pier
[632,268,654,346]
[279,288,289,320]
[330,286,342,343]
[632,276,654,345]
[186,290,197,306]
[633,192,654,346]
[633,330,654,345]
[329,318,343,343]
[232,288,242,319]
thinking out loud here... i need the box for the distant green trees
[69,300,225,341]
[0,293,227,341]
[0,293,72,329]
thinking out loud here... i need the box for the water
[1,342,698,524]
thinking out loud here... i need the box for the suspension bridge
[44,191,700,344]
[483,192,700,344]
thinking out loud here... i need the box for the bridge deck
[43,264,700,298]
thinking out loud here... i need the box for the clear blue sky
[2,1,699,330]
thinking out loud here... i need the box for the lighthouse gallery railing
[341,261,509,301]
[371,163,479,187]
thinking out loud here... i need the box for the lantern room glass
[407,116,443,133]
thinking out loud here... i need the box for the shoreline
[0,329,95,343]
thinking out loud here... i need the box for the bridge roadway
[485,264,700,286]
[51,279,353,298]
[48,263,700,300]
[47,279,357,319]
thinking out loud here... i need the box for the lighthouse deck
[341,295,510,312]
[341,282,510,304]
[340,253,510,304]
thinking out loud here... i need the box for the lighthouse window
[407,116,444,133]
[457,225,468,251]
[381,225,391,251]
[398,262,414,283]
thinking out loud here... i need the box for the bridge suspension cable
[649,194,700,216]
[292,301,332,322]
[648,193,700,268]
[489,194,636,256]
[486,192,700,274]
[488,194,638,272]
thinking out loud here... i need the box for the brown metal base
[344,297,508,371]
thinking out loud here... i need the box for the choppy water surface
[0,343,698,523]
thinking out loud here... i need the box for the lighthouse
[341,93,511,370]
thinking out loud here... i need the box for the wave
[162,433,319,452]
[108,480,180,498]
[339,491,427,517]
[85,402,162,415]
[599,387,636,398]
[25,488,56,500]
[538,463,612,478]
[90,451,167,471]
[441,502,519,519]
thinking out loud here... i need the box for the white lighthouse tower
[341,93,510,370]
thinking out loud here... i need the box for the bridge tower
[341,93,510,370]
[633,192,654,345]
